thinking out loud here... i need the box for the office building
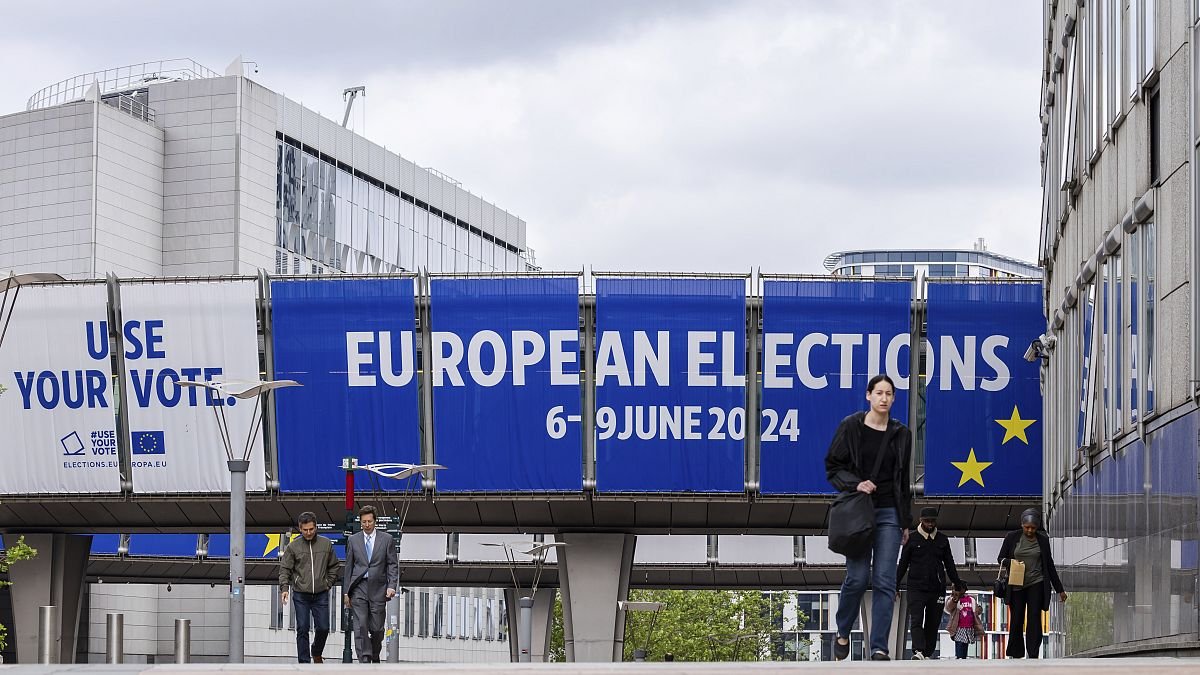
[1038,0,1199,656]
[0,58,533,280]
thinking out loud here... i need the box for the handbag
[827,428,890,557]
[992,559,1009,597]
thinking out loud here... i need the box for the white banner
[121,280,266,492]
[0,284,121,494]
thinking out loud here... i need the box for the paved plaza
[2,658,1199,674]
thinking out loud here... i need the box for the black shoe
[833,636,850,661]
[871,650,891,661]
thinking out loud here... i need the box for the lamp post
[482,540,566,662]
[337,459,443,663]
[178,379,300,663]
[0,272,65,352]
[618,600,664,661]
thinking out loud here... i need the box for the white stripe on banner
[0,283,121,494]
[121,279,265,493]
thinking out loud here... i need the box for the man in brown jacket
[279,511,341,663]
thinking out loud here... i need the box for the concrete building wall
[94,104,164,277]
[0,102,95,278]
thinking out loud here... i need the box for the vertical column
[558,533,635,662]
[3,534,91,664]
[503,588,556,662]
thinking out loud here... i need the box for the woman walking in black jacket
[998,508,1067,658]
[825,374,913,661]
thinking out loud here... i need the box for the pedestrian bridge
[2,272,1048,664]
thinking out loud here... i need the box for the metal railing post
[174,618,191,664]
[105,612,124,663]
[38,605,59,664]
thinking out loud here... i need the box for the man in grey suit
[342,505,398,663]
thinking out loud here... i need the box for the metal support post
[228,459,250,663]
[518,596,534,662]
[174,619,191,663]
[38,605,59,664]
[105,613,124,663]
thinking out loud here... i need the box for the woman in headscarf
[997,508,1067,658]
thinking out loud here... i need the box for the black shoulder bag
[827,429,889,557]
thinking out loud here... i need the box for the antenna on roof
[342,86,365,128]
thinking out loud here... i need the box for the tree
[547,588,805,662]
[0,536,38,652]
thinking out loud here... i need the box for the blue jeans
[293,590,330,662]
[835,506,902,655]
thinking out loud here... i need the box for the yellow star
[263,533,299,557]
[995,405,1036,445]
[951,449,993,488]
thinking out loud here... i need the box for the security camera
[167,584,173,593]
[1024,334,1054,363]
[1024,340,1041,363]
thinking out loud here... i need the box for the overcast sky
[0,1,1044,273]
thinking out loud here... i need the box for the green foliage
[0,536,39,652]
[547,589,805,662]
[1064,591,1113,654]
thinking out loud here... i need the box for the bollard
[105,613,125,663]
[174,618,191,664]
[38,605,59,664]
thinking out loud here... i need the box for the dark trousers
[1006,581,1045,658]
[292,590,330,663]
[907,590,942,658]
[350,586,386,662]
[954,640,969,658]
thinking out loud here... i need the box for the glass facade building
[275,136,525,276]
[823,247,1041,280]
[1038,0,1200,657]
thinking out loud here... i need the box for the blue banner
[759,280,913,494]
[272,278,421,492]
[594,278,746,492]
[924,282,1044,497]
[429,277,582,491]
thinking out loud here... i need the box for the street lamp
[482,540,566,662]
[178,379,300,663]
[0,272,65,352]
[618,600,664,662]
[338,459,443,663]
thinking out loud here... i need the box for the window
[270,586,284,629]
[1077,284,1097,450]
[1148,86,1161,184]
[403,589,416,637]
[1142,221,1156,414]
[418,591,429,637]
[485,598,496,641]
[1143,0,1155,81]
[433,592,444,638]
[1060,31,1078,190]
[1108,0,1122,126]
[1129,229,1142,424]
[1112,252,1123,436]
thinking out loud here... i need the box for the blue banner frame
[272,278,421,492]
[924,281,1044,497]
[429,277,583,491]
[594,277,746,492]
[759,279,913,494]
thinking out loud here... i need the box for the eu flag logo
[132,431,166,455]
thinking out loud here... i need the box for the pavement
[2,658,1199,673]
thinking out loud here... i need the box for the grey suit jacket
[343,529,398,600]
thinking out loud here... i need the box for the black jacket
[998,530,1065,607]
[824,411,913,527]
[897,529,961,593]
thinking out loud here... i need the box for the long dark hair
[866,374,895,393]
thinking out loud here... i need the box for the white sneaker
[911,652,926,660]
